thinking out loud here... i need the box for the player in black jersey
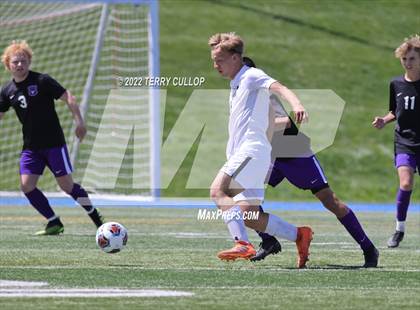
[0,40,103,235]
[243,57,378,267]
[373,35,420,248]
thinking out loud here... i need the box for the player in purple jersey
[0,40,103,235]
[243,57,379,267]
[373,35,420,248]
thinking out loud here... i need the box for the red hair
[1,40,33,70]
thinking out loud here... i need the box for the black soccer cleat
[363,245,379,268]
[387,231,404,248]
[250,236,282,262]
[89,208,104,228]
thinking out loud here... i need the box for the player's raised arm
[269,81,308,124]
[60,90,86,141]
[372,111,396,129]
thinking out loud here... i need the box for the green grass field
[0,206,419,309]
[1,1,420,308]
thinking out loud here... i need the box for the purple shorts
[20,145,73,177]
[268,155,329,194]
[395,153,420,175]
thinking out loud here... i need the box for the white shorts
[220,152,270,202]
[232,188,265,202]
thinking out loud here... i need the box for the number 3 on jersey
[404,96,415,110]
[18,95,27,109]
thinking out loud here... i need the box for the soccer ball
[96,222,128,253]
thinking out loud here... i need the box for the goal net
[0,0,160,199]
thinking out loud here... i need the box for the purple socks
[24,184,95,221]
[24,188,55,220]
[339,209,373,251]
[396,188,411,222]
[257,205,375,252]
[70,183,94,213]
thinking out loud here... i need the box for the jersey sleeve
[389,81,396,113]
[41,74,66,100]
[0,86,11,113]
[250,68,277,90]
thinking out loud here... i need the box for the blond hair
[395,34,420,58]
[1,40,33,70]
[208,32,244,55]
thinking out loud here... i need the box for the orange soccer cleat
[296,226,313,268]
[217,240,256,261]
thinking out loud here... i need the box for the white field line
[0,280,48,287]
[0,280,418,297]
[1,286,419,295]
[0,288,193,298]
[0,280,193,298]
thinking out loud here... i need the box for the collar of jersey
[13,70,33,85]
[230,65,249,89]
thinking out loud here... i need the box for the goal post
[0,0,160,200]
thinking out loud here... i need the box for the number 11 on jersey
[404,96,415,110]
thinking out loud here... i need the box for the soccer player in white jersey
[208,32,313,268]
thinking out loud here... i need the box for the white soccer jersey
[226,65,276,159]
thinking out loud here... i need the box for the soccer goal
[0,0,160,200]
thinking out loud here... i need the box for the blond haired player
[208,32,312,268]
[373,35,420,248]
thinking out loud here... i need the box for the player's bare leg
[210,171,256,260]
[314,188,348,218]
[21,174,39,194]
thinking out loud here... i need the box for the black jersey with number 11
[389,75,420,154]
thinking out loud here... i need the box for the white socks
[396,220,406,232]
[47,215,58,222]
[265,213,298,242]
[222,208,297,243]
[223,206,249,242]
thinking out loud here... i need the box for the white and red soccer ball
[96,222,128,253]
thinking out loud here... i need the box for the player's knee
[317,189,334,206]
[319,191,347,216]
[59,183,73,194]
[399,180,413,191]
[20,183,35,193]
[210,187,225,204]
